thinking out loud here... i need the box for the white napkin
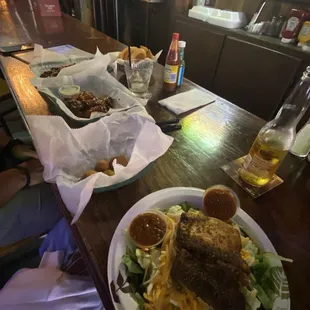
[0,251,103,310]
[27,114,173,223]
[159,89,215,115]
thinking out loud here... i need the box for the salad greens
[241,238,292,310]
[122,244,144,275]
[121,203,195,309]
[121,242,162,309]
[122,245,145,309]
[121,202,292,310]
[248,253,292,310]
[179,201,192,212]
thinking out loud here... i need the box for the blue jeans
[0,183,61,247]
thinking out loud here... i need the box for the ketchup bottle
[163,33,180,92]
[281,9,308,43]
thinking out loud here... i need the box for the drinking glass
[124,59,153,99]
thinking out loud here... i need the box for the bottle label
[300,24,310,37]
[177,66,185,86]
[164,64,178,84]
[286,16,299,32]
[243,154,275,179]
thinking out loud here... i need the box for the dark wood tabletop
[1,2,310,309]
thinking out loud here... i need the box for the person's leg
[0,183,62,247]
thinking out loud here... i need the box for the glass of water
[124,59,154,99]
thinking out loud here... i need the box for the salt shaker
[290,118,310,158]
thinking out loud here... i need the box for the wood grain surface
[1,2,310,310]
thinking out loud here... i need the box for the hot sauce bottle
[163,33,180,92]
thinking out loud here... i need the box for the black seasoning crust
[64,91,113,118]
[171,248,246,310]
[171,212,250,309]
[40,63,75,78]
[176,213,250,274]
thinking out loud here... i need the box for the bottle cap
[172,33,179,40]
[179,41,186,48]
[281,37,293,43]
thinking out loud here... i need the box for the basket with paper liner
[29,44,117,77]
[26,113,173,223]
[117,45,162,73]
[31,61,147,124]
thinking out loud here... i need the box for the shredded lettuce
[165,203,201,221]
[241,236,259,267]
[249,252,292,310]
[166,205,184,219]
[242,237,259,257]
[122,253,144,274]
[187,208,202,216]
[240,234,292,310]
[132,292,145,310]
[241,287,261,310]
[135,248,161,288]
[136,249,152,270]
[179,201,193,212]
[254,283,273,310]
[122,246,145,309]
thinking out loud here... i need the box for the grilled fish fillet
[171,248,245,310]
[171,212,250,309]
[176,213,250,276]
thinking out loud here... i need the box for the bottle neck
[166,39,179,64]
[274,76,310,129]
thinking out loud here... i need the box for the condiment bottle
[274,16,285,37]
[281,9,308,44]
[239,67,310,187]
[177,41,186,87]
[290,118,310,158]
[265,16,277,37]
[298,21,310,47]
[163,33,180,92]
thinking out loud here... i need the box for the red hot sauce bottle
[163,33,180,92]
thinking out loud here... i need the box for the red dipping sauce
[129,212,167,248]
[203,185,240,221]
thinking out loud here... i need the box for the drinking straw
[128,45,132,68]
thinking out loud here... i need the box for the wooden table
[1,2,310,309]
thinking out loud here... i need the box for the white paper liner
[27,114,173,223]
[116,49,162,66]
[29,44,118,77]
